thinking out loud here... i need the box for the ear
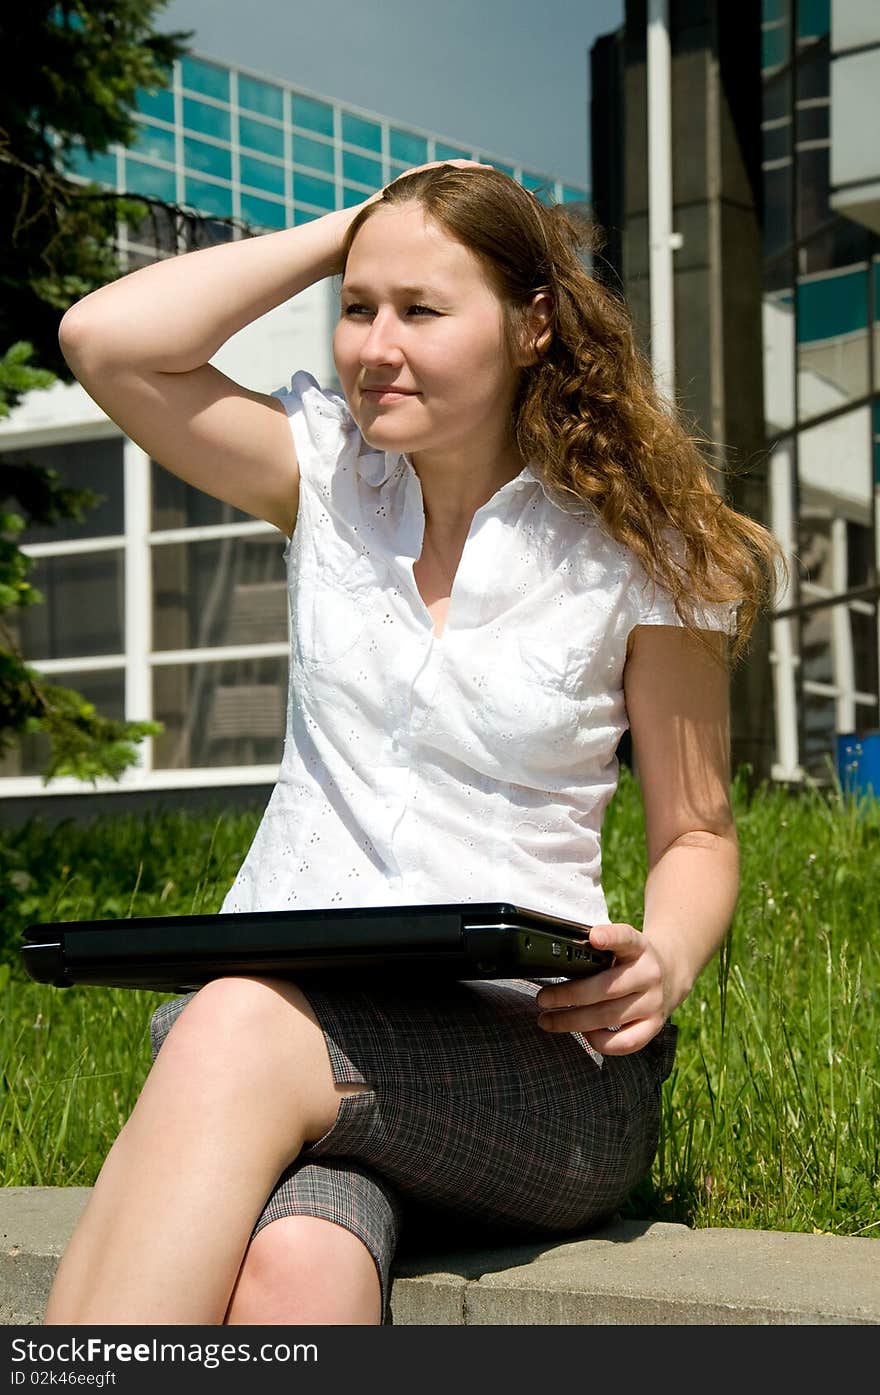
[516,288,554,367]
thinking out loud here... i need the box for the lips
[362,387,417,395]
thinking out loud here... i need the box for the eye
[342,304,437,317]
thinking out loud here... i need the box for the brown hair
[336,165,790,668]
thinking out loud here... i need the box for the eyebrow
[340,282,450,300]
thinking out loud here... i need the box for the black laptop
[20,901,613,993]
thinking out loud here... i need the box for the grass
[1,765,878,1237]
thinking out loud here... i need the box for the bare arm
[57,205,366,538]
[624,624,740,1013]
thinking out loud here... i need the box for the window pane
[292,93,334,138]
[238,73,283,121]
[1,439,124,543]
[135,86,175,123]
[0,668,125,779]
[151,464,252,530]
[802,605,833,683]
[797,265,869,418]
[292,133,334,174]
[852,607,879,696]
[183,135,232,182]
[184,175,233,218]
[131,120,176,165]
[153,658,287,769]
[802,690,836,780]
[180,57,229,102]
[562,186,588,204]
[390,129,427,165]
[124,156,177,202]
[240,191,287,231]
[238,113,285,159]
[11,551,124,660]
[152,534,287,652]
[342,149,382,187]
[239,152,285,198]
[489,160,515,177]
[435,141,470,160]
[293,170,336,210]
[183,96,231,143]
[342,112,382,153]
[798,0,830,40]
[798,408,872,513]
[796,145,833,240]
[66,144,117,187]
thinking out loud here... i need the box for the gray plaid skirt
[148,974,677,1324]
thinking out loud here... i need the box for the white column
[647,0,681,404]
[769,440,802,781]
[123,437,153,778]
[831,514,855,733]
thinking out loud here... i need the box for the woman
[45,160,787,1326]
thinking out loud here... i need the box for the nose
[358,309,405,367]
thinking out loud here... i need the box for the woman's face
[333,202,520,458]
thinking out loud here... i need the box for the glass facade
[761,0,880,784]
[61,53,588,236]
[0,55,589,794]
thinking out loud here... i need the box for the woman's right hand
[362,158,496,209]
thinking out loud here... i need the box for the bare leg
[43,977,369,1325]
[224,1217,383,1325]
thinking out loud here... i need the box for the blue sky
[162,0,625,189]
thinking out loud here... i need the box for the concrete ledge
[2,1188,877,1326]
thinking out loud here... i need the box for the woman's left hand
[534,922,671,1055]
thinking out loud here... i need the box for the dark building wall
[592,0,774,784]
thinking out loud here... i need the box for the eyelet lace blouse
[219,370,737,927]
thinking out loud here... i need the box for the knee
[151,976,289,1054]
[226,1218,383,1325]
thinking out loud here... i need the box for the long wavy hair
[336,164,790,668]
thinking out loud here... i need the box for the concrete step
[2,1187,877,1325]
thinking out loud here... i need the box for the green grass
[2,766,878,1237]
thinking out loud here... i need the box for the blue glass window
[294,207,319,224]
[489,160,515,177]
[292,133,334,175]
[240,192,288,231]
[136,87,175,123]
[238,73,283,121]
[183,136,232,182]
[342,112,382,153]
[562,185,589,204]
[798,0,830,39]
[762,25,789,68]
[435,141,470,160]
[521,171,547,192]
[123,156,177,202]
[131,121,176,165]
[184,176,233,218]
[66,144,117,187]
[342,185,366,209]
[342,149,382,187]
[183,97,231,142]
[180,56,229,102]
[239,153,285,197]
[390,129,427,165]
[292,93,333,138]
[238,114,284,160]
[294,171,336,210]
[797,267,868,342]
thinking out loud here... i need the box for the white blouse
[219,370,737,928]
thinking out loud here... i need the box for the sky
[161,0,625,190]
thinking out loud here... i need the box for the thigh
[289,974,678,1238]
